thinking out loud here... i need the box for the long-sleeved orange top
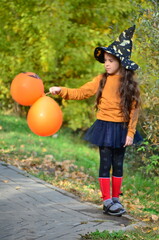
[59,74,139,138]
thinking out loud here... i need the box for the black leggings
[99,146,126,178]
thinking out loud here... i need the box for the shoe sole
[103,209,126,216]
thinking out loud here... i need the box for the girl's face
[104,52,121,75]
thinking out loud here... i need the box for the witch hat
[94,25,139,70]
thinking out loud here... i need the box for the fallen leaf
[15,186,21,190]
[154,191,159,196]
[3,180,9,183]
[120,224,125,227]
[151,214,159,221]
[134,226,139,229]
[44,154,55,161]
[42,148,47,152]
[80,221,88,224]
[134,198,140,203]
[142,218,151,222]
[153,227,158,231]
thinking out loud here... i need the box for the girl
[49,25,142,216]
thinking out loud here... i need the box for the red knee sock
[112,176,123,198]
[99,178,110,200]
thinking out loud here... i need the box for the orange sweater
[59,74,139,138]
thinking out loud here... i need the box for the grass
[0,112,159,239]
[81,228,159,240]
[0,112,99,172]
[0,112,101,203]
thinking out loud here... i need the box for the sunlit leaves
[0,0,158,143]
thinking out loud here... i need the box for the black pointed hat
[94,25,139,70]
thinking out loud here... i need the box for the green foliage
[137,142,159,178]
[125,141,159,185]
[133,0,159,144]
[0,0,158,158]
[0,0,143,128]
[62,98,96,130]
[123,0,159,179]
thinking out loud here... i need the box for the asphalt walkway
[0,161,142,240]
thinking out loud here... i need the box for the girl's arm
[123,101,139,148]
[127,106,139,138]
[49,75,102,100]
[124,104,139,147]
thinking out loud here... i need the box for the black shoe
[103,202,126,216]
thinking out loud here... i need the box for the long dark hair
[95,68,140,122]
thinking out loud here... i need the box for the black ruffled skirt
[84,120,143,148]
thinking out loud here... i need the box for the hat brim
[94,47,139,70]
[94,47,117,63]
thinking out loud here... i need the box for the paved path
[0,161,141,240]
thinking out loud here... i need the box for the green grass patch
[81,227,159,240]
[0,112,99,177]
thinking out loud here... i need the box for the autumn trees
[0,0,158,147]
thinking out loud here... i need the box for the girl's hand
[123,135,133,147]
[49,87,61,95]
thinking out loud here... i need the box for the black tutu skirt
[84,120,143,148]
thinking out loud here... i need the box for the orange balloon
[27,96,63,136]
[10,72,44,106]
